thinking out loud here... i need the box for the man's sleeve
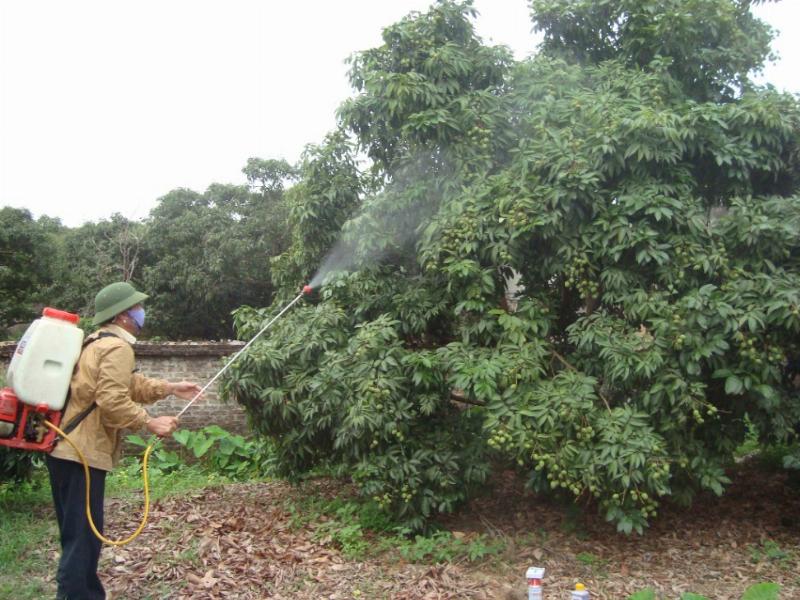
[131,372,170,406]
[95,344,150,430]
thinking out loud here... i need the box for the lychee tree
[224,0,800,533]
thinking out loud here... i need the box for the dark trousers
[46,455,107,600]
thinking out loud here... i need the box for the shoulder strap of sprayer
[58,332,120,437]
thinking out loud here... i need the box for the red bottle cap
[42,307,80,324]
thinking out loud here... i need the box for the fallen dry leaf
[83,464,800,600]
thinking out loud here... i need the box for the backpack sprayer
[0,307,82,451]
[0,285,313,545]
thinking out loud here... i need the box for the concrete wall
[0,340,250,435]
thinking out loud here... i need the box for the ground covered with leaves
[31,459,786,599]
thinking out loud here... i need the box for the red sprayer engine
[0,387,63,451]
[0,307,83,452]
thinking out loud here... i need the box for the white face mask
[126,307,146,330]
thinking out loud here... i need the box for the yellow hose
[44,420,154,546]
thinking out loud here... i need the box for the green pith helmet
[92,282,149,326]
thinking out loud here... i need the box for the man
[47,281,202,600]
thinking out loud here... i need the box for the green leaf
[192,437,215,458]
[126,434,149,448]
[627,590,656,600]
[172,430,190,445]
[741,583,780,600]
[724,376,743,395]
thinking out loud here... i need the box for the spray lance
[0,285,315,546]
[177,285,312,418]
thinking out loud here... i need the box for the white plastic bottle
[6,308,83,410]
[526,567,545,600]
[571,582,590,599]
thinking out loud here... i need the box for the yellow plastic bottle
[571,582,590,599]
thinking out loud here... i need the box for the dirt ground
[89,460,799,599]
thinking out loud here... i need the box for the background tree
[46,214,146,318]
[269,131,363,295]
[0,155,293,342]
[226,0,800,533]
[143,179,291,339]
[243,157,298,195]
[0,208,59,335]
[532,0,774,101]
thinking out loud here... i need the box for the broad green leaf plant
[224,0,800,532]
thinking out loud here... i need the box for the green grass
[0,460,230,600]
[628,582,781,600]
[395,530,504,563]
[284,489,505,563]
[107,455,230,501]
[0,476,60,599]
[749,539,795,569]
[0,511,58,598]
[575,550,610,576]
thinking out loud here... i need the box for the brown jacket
[49,324,170,471]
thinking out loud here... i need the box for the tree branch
[449,389,486,407]
[551,350,612,413]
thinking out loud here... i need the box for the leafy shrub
[126,425,275,480]
[227,302,490,531]
[173,425,276,480]
[0,449,39,483]
[0,373,39,483]
[226,0,800,533]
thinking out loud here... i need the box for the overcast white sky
[1,1,797,227]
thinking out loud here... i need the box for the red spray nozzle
[303,285,313,295]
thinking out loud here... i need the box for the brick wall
[0,340,250,435]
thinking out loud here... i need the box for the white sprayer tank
[6,308,84,410]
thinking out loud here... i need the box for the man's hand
[167,381,203,401]
[146,415,179,438]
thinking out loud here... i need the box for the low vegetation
[1,430,795,598]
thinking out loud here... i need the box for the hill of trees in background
[0,157,295,340]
